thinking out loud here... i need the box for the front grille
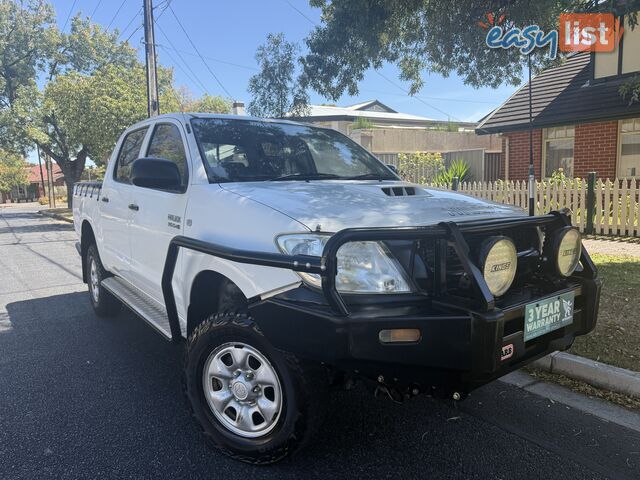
[390,223,556,304]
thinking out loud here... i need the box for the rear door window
[114,127,148,184]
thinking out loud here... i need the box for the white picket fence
[436,179,640,237]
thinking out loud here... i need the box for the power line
[124,0,171,46]
[166,3,233,98]
[106,0,128,31]
[125,23,143,43]
[370,71,464,122]
[154,22,210,95]
[157,44,258,71]
[90,0,103,19]
[118,7,143,40]
[157,44,207,94]
[61,0,78,31]
[283,0,316,25]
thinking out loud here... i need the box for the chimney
[232,101,245,116]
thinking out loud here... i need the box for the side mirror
[386,164,399,175]
[130,157,181,190]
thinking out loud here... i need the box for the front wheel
[184,313,327,464]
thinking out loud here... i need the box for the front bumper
[161,211,601,394]
[249,275,601,394]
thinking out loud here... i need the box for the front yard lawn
[569,253,640,372]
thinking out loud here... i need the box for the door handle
[128,203,139,211]
[101,196,109,203]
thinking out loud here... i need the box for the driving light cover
[479,237,517,297]
[555,227,582,277]
[276,234,413,294]
[379,328,421,344]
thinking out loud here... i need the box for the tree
[0,0,56,152]
[0,150,28,194]
[301,0,639,100]
[176,89,232,113]
[247,33,309,118]
[0,3,192,207]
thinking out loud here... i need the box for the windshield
[190,118,397,183]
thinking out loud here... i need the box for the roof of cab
[125,112,311,131]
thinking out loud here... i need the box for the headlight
[479,237,517,297]
[554,227,582,277]
[276,234,413,293]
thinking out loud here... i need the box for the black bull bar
[160,211,598,342]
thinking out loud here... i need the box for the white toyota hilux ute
[74,113,601,464]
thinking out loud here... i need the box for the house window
[618,118,640,177]
[544,126,575,177]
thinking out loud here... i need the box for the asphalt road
[1,206,640,480]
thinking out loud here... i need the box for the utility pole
[143,0,160,117]
[45,154,55,208]
[36,145,46,200]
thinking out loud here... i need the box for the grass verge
[526,369,640,412]
[569,253,640,372]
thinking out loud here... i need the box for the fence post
[452,176,459,191]
[586,171,596,235]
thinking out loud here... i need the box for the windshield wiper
[345,173,397,180]
[269,173,343,181]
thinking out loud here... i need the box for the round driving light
[555,227,582,277]
[479,237,517,297]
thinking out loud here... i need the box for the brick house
[0,163,64,203]
[477,16,640,180]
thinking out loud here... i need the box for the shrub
[434,158,472,185]
[398,152,445,184]
[351,117,375,130]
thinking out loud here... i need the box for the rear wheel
[86,244,120,317]
[184,312,327,464]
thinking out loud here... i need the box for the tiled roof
[477,52,640,134]
[27,163,63,183]
[302,103,435,122]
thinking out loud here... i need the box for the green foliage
[176,90,231,113]
[0,150,28,192]
[302,0,639,100]
[432,122,460,132]
[351,117,375,130]
[398,152,444,184]
[0,2,210,205]
[81,164,105,181]
[549,168,567,184]
[620,75,640,105]
[248,33,309,118]
[188,93,232,113]
[434,159,472,185]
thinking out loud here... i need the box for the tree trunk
[64,176,75,208]
[50,149,88,208]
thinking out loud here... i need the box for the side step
[101,276,173,340]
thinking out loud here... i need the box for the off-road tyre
[86,244,121,317]
[184,312,327,464]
